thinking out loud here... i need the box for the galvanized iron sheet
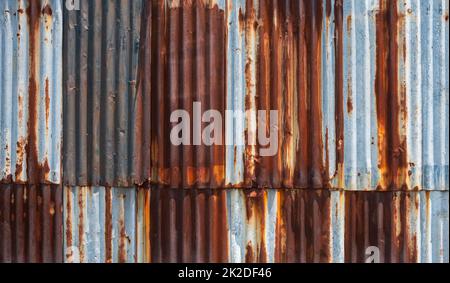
[64,186,136,263]
[63,0,142,187]
[0,184,63,263]
[0,0,63,184]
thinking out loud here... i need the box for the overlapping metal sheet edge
[0,0,63,184]
[63,0,142,187]
[0,183,63,263]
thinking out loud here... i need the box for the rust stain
[105,187,113,263]
[245,242,254,263]
[243,0,257,187]
[118,194,127,263]
[334,0,345,187]
[346,15,353,115]
[15,139,25,181]
[375,0,409,190]
[326,0,332,19]
[41,4,52,16]
[26,0,41,184]
[77,188,85,262]
[23,0,52,184]
[65,190,73,258]
[243,189,267,263]
[45,78,50,130]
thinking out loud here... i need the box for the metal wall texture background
[0,0,449,263]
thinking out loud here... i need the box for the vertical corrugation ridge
[63,0,142,187]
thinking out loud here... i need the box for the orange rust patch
[374,0,408,190]
[25,0,41,184]
[334,0,345,187]
[41,5,52,16]
[45,78,50,130]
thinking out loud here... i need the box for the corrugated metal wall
[1,0,448,263]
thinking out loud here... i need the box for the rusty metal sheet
[61,187,447,263]
[0,0,63,184]
[135,0,227,189]
[333,0,449,191]
[134,187,345,263]
[345,190,449,263]
[63,0,142,187]
[228,0,449,191]
[0,184,63,263]
[64,186,137,263]
[228,189,345,263]
[136,187,229,263]
[135,0,448,190]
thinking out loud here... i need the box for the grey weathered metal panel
[63,0,142,187]
[0,0,63,184]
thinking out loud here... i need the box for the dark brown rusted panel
[274,189,332,263]
[244,0,327,189]
[345,191,419,263]
[374,0,409,191]
[135,0,226,188]
[0,184,63,263]
[145,186,228,263]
